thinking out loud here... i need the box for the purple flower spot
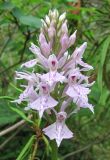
[51,61,56,66]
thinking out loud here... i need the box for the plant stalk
[31,140,38,160]
[51,140,58,160]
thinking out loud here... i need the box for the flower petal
[69,30,77,47]
[21,59,37,68]
[78,60,93,71]
[43,122,73,147]
[30,95,58,118]
[66,86,78,99]
[29,43,49,69]
[58,51,68,68]
[41,71,66,86]
[43,123,57,140]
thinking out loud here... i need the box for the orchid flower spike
[13,9,95,147]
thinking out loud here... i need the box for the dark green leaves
[10,106,34,124]
[0,2,41,28]
[0,101,19,126]
[11,7,42,28]
[12,7,24,19]
[19,15,41,28]
[0,2,15,10]
[16,135,35,160]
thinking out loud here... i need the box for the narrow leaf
[43,135,52,155]
[10,106,34,124]
[0,101,19,126]
[97,36,110,92]
[10,83,22,92]
[100,36,110,67]
[17,135,35,160]
[0,96,14,100]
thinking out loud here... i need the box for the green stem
[31,141,38,160]
[51,141,58,160]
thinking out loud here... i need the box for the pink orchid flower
[43,109,73,147]
[40,54,67,86]
[29,82,58,118]
[66,69,94,113]
[63,42,93,71]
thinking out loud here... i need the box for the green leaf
[99,87,109,105]
[100,37,110,67]
[0,2,15,10]
[50,141,58,160]
[19,15,41,28]
[10,106,34,124]
[66,0,78,2]
[17,135,35,160]
[97,36,110,92]
[12,7,24,19]
[43,135,52,155]
[97,66,102,92]
[10,83,22,92]
[0,96,14,100]
[0,101,19,126]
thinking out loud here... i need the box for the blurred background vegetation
[0,0,110,159]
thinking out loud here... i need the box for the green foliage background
[0,0,110,160]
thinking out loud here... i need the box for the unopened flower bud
[69,30,77,47]
[59,12,66,22]
[45,15,50,25]
[61,20,68,34]
[78,42,87,56]
[41,19,47,28]
[52,9,59,19]
[49,10,52,17]
[41,42,50,56]
[39,32,46,44]
[48,26,56,39]
[60,33,69,51]
[57,29,61,37]
[54,9,59,18]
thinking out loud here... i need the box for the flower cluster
[13,10,94,147]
